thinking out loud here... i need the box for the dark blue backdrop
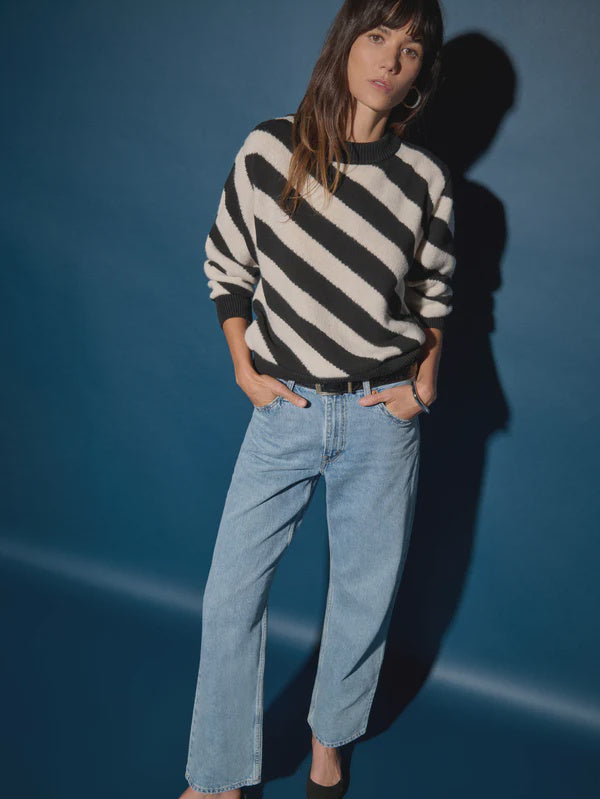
[2,1,599,797]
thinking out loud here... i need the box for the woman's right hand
[236,368,308,408]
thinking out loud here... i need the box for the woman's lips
[369,79,392,93]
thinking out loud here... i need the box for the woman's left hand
[359,379,436,420]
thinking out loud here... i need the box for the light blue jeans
[185,376,420,793]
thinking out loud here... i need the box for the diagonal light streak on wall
[1,537,599,735]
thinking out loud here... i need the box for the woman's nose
[379,55,400,74]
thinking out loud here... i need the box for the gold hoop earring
[402,86,422,109]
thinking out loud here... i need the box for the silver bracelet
[411,379,431,414]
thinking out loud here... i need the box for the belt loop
[362,379,371,396]
[286,378,296,391]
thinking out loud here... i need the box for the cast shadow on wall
[260,32,516,795]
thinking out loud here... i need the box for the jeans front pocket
[378,401,418,426]
[374,378,418,426]
[253,394,282,412]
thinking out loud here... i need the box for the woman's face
[347,21,424,113]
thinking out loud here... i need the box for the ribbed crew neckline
[337,128,401,165]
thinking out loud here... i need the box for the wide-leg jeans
[185,375,420,793]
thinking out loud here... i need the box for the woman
[181,1,455,797]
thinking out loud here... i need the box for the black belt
[295,360,419,395]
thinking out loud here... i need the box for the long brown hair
[280,0,446,216]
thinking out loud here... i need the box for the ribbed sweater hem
[252,350,421,386]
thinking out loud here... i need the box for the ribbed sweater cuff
[416,315,447,331]
[215,294,253,327]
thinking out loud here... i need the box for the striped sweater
[203,114,456,383]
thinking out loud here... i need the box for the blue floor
[2,561,598,798]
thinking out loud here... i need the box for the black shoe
[306,773,345,798]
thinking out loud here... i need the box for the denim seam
[307,569,335,724]
[320,450,344,471]
[253,603,268,781]
[319,395,348,472]
[357,654,386,732]
[185,650,202,778]
[309,658,381,749]
[319,396,331,471]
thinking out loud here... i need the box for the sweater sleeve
[203,131,259,327]
[404,173,456,331]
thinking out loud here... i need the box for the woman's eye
[367,34,420,58]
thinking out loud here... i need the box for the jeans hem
[185,769,261,793]
[307,721,367,748]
